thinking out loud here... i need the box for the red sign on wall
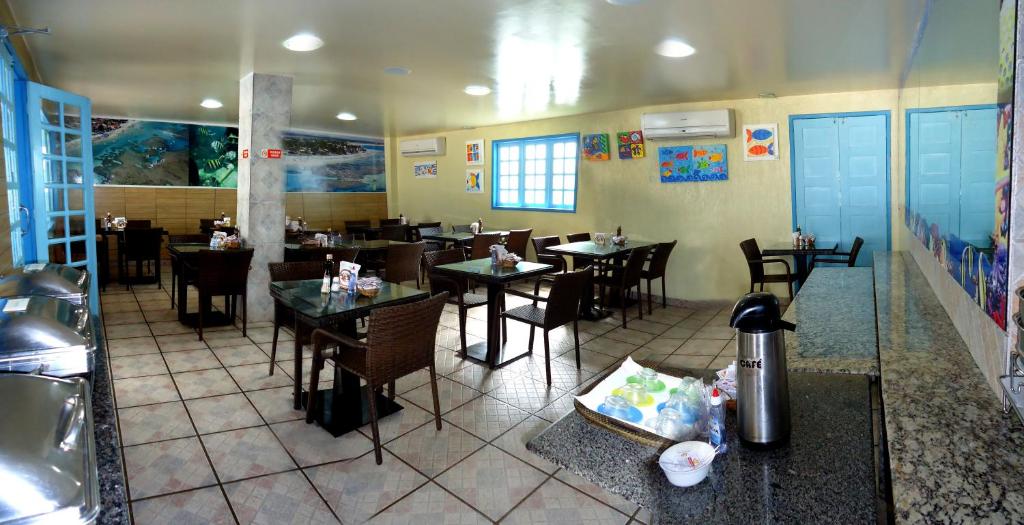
[242,149,249,159]
[267,149,282,159]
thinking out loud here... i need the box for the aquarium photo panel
[87,118,190,186]
[190,125,239,188]
[282,131,386,193]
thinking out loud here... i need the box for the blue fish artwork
[658,144,728,183]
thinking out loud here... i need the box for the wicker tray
[574,359,695,449]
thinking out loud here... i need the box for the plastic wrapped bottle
[708,387,727,454]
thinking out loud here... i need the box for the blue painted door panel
[959,108,996,244]
[838,114,888,266]
[793,118,841,251]
[909,111,961,238]
[793,114,889,268]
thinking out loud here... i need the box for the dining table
[166,243,235,328]
[269,279,429,436]
[760,242,838,288]
[97,226,168,284]
[431,258,552,368]
[546,240,657,320]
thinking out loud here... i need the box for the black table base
[462,340,533,369]
[300,385,403,438]
[180,311,233,329]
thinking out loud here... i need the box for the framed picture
[413,160,437,178]
[466,139,484,166]
[465,169,483,193]
[582,133,611,161]
[616,130,645,160]
[743,124,778,161]
[658,144,728,182]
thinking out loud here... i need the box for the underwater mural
[282,131,386,193]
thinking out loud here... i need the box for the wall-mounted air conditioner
[641,109,735,140]
[399,137,446,157]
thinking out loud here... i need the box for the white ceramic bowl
[658,441,715,487]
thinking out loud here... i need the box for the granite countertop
[528,370,876,524]
[874,252,1024,522]
[783,267,880,376]
[91,317,130,524]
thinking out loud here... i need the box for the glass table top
[285,240,406,251]
[761,243,837,255]
[546,240,656,257]
[421,231,510,242]
[167,243,245,255]
[269,279,428,321]
[432,258,553,283]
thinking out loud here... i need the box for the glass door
[26,81,98,311]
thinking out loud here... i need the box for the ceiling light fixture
[282,33,323,52]
[335,112,357,121]
[654,39,696,58]
[200,98,223,109]
[759,92,777,99]
[383,66,412,76]
[464,85,492,96]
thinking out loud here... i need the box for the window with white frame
[492,133,579,212]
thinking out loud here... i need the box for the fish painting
[743,124,778,161]
[657,144,727,183]
[746,128,774,142]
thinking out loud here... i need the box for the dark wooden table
[166,243,235,328]
[546,240,657,320]
[98,227,168,285]
[431,258,552,368]
[760,243,837,288]
[285,239,407,253]
[269,279,429,436]
[421,230,510,248]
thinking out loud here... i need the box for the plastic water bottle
[708,387,727,454]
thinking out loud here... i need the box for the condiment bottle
[321,254,334,294]
[709,387,727,454]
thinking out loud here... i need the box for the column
[237,73,292,322]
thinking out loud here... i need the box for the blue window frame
[0,43,22,266]
[492,133,579,212]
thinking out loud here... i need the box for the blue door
[25,82,98,312]
[792,113,890,267]
[906,106,997,246]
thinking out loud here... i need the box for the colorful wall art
[582,133,611,161]
[413,160,438,179]
[616,130,645,160]
[466,139,484,166]
[84,119,191,186]
[658,144,728,183]
[465,169,483,193]
[191,125,239,187]
[743,124,778,161]
[282,131,386,192]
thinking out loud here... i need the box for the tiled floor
[103,270,737,524]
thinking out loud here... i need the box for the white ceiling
[2,0,994,137]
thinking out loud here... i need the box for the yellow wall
[392,89,907,301]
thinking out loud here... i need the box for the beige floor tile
[202,426,297,482]
[246,386,305,424]
[156,333,209,352]
[306,449,427,524]
[442,395,529,441]
[150,320,196,336]
[660,325,697,339]
[130,486,234,525]
[143,309,181,323]
[105,311,147,326]
[124,436,217,500]
[272,419,374,467]
[694,325,735,340]
[489,375,564,412]
[110,354,169,379]
[164,348,222,373]
[491,416,559,474]
[501,477,629,524]
[107,322,152,339]
[212,343,269,367]
[554,469,639,516]
[108,336,161,358]
[434,445,548,521]
[674,338,729,357]
[640,337,685,354]
[401,377,481,415]
[445,363,519,393]
[115,374,180,408]
[385,422,485,477]
[366,481,489,524]
[358,402,435,444]
[660,354,714,371]
[224,471,339,524]
[185,393,264,434]
[227,363,294,391]
[581,337,638,359]
[174,368,241,400]
[118,401,195,446]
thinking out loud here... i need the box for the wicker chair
[122,227,163,290]
[125,219,152,229]
[379,218,403,226]
[344,220,371,231]
[267,261,324,375]
[739,238,794,300]
[812,237,864,268]
[192,248,254,340]
[565,232,592,270]
[641,240,678,314]
[168,234,210,307]
[424,249,488,356]
[451,224,473,233]
[307,292,449,464]
[593,245,653,328]
[469,232,501,260]
[531,236,567,274]
[379,224,408,242]
[502,267,592,385]
[505,229,533,259]
[382,242,425,287]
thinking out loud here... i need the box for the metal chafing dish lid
[0,374,100,524]
[0,264,88,300]
[0,297,91,355]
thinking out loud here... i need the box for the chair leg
[366,382,383,465]
[241,293,247,337]
[388,380,396,401]
[458,308,468,357]
[647,279,653,315]
[543,331,552,386]
[306,346,322,423]
[637,285,644,321]
[269,322,279,376]
[501,296,507,344]
[662,278,667,309]
[621,289,628,329]
[573,320,581,370]
[428,363,442,430]
[197,295,205,341]
[156,259,161,289]
[528,325,535,352]
[170,272,176,308]
[787,279,794,300]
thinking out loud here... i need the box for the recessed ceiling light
[283,33,323,52]
[464,85,492,96]
[384,66,412,76]
[200,98,223,109]
[336,112,357,121]
[759,92,777,99]
[654,39,696,58]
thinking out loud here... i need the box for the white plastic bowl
[658,441,715,487]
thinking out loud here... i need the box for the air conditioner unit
[641,109,735,140]
[399,137,446,157]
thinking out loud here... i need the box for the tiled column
[237,73,292,322]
